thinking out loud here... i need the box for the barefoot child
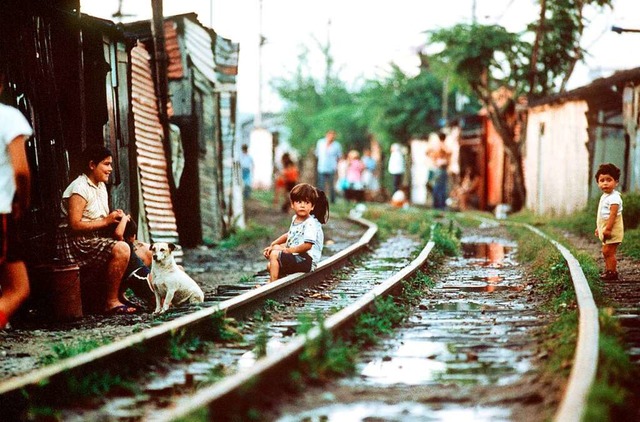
[263,183,329,282]
[594,163,624,281]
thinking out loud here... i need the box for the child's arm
[283,242,312,255]
[602,204,619,240]
[113,214,129,240]
[263,233,288,258]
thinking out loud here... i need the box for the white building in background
[249,128,274,189]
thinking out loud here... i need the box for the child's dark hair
[595,163,621,182]
[123,218,138,240]
[289,183,330,224]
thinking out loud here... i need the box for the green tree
[272,47,368,155]
[428,0,613,211]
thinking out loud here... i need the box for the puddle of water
[456,285,523,293]
[276,401,511,422]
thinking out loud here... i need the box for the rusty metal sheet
[164,20,184,80]
[214,34,239,81]
[130,40,180,246]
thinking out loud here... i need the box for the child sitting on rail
[594,163,624,281]
[263,183,329,282]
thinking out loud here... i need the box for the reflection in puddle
[351,239,535,390]
[277,402,510,422]
[458,284,523,293]
[360,340,448,384]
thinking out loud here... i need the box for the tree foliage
[426,0,613,210]
[272,49,368,154]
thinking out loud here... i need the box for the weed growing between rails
[39,337,112,365]
[509,224,638,420]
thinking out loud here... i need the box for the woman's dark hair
[595,163,621,182]
[289,183,330,224]
[82,145,113,174]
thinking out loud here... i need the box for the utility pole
[472,0,477,24]
[255,0,264,128]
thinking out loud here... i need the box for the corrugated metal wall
[130,41,180,245]
[214,35,243,230]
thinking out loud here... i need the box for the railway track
[0,216,377,419]
[0,212,602,421]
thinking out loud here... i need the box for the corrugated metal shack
[525,67,640,215]
[124,14,242,247]
[0,0,191,288]
[0,1,143,265]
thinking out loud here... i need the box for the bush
[622,193,640,230]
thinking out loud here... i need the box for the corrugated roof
[130,41,180,244]
[529,67,640,109]
[183,18,216,85]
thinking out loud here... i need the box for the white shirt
[286,214,324,269]
[388,150,405,175]
[598,190,623,220]
[0,104,33,213]
[60,174,110,222]
[315,138,342,174]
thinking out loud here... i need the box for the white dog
[150,242,204,314]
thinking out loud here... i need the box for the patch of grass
[66,371,138,398]
[263,299,285,313]
[362,204,437,240]
[217,222,272,250]
[40,337,112,365]
[584,309,639,420]
[168,329,202,361]
[238,274,254,283]
[620,229,640,259]
[254,325,269,359]
[431,220,461,257]
[299,311,357,381]
[353,295,409,348]
[210,310,244,342]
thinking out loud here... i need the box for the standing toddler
[263,183,329,282]
[594,163,624,281]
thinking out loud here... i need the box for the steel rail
[152,236,437,421]
[476,216,598,422]
[521,224,599,422]
[0,216,377,415]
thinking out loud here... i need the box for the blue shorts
[0,213,25,264]
[278,252,312,276]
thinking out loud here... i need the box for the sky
[81,0,640,116]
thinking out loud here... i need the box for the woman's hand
[106,209,125,225]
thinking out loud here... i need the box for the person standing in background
[362,148,378,192]
[445,120,461,189]
[388,143,405,195]
[0,70,33,329]
[240,144,254,200]
[427,132,451,210]
[315,130,342,204]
